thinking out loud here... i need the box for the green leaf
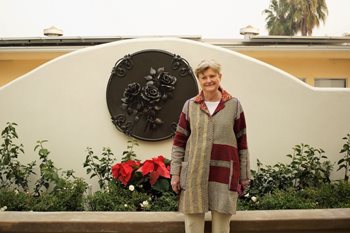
[152,178,170,192]
[34,145,40,151]
[337,159,345,164]
[337,164,346,171]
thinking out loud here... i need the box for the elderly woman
[170,60,251,233]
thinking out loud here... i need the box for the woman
[170,60,250,233]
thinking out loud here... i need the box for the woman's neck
[203,90,222,102]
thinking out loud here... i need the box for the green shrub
[314,181,350,208]
[149,192,178,211]
[0,122,35,191]
[1,123,349,212]
[289,144,332,189]
[83,147,117,190]
[255,189,318,210]
[0,188,33,211]
[238,181,350,210]
[338,133,350,181]
[247,143,332,199]
[0,123,88,211]
[86,180,177,211]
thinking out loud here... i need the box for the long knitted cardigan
[170,89,250,214]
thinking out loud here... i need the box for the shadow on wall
[0,38,349,183]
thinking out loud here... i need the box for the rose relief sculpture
[113,67,177,134]
[106,50,198,141]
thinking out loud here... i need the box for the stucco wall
[1,38,349,188]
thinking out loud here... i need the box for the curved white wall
[1,38,349,187]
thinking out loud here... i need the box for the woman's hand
[240,179,250,190]
[171,175,181,194]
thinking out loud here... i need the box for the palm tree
[264,0,296,35]
[292,0,328,36]
[264,0,328,36]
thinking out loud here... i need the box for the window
[314,78,347,88]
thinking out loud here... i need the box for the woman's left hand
[171,175,181,194]
[240,179,250,189]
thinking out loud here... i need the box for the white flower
[244,192,250,198]
[0,206,7,211]
[124,204,128,207]
[129,185,135,191]
[251,196,258,202]
[140,200,149,208]
[14,189,19,195]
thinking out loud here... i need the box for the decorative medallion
[106,49,198,141]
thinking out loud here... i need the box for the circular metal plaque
[106,49,198,141]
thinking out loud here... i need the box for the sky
[0,0,349,38]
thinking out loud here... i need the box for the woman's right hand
[171,175,181,194]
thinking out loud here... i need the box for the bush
[0,188,33,211]
[0,123,88,211]
[0,122,35,191]
[1,123,349,212]
[338,133,350,181]
[85,138,176,211]
[31,178,88,211]
[86,181,177,211]
[238,181,350,210]
[247,143,332,199]
[0,178,88,211]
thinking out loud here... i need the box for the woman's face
[197,68,222,94]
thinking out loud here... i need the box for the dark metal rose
[112,114,126,127]
[123,82,141,99]
[158,72,177,87]
[141,84,161,103]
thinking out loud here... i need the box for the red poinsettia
[137,155,170,185]
[112,160,140,186]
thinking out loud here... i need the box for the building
[1,35,350,88]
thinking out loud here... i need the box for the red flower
[112,160,140,186]
[137,155,170,185]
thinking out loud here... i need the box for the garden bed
[0,209,349,233]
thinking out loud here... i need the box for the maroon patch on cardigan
[209,166,230,184]
[173,132,188,148]
[211,144,235,161]
[234,112,246,133]
[210,144,241,191]
[178,112,188,130]
[234,112,248,151]
[237,134,248,150]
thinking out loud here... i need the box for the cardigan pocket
[180,161,188,190]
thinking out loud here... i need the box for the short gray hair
[195,60,221,78]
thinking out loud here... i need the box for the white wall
[1,38,349,189]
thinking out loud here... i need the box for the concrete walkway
[0,209,349,233]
